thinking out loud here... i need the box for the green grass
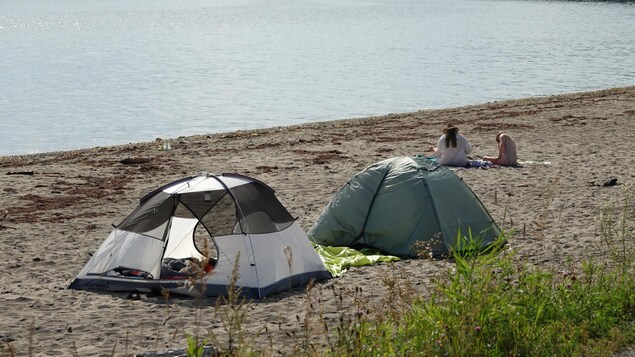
[322,243,635,356]
[318,185,635,357]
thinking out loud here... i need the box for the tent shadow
[81,279,325,307]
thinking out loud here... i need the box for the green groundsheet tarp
[314,244,400,277]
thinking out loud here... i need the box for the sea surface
[1,0,634,156]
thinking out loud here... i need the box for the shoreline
[1,86,631,162]
[0,86,633,355]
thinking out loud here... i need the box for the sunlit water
[1,0,633,156]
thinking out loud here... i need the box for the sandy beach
[1,86,633,356]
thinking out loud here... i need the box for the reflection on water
[0,0,634,155]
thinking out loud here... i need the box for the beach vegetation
[313,184,634,356]
[175,252,254,357]
[185,333,207,357]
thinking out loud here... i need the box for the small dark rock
[1,334,16,343]
[602,177,618,187]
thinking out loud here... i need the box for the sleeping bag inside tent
[69,173,331,299]
[308,156,502,257]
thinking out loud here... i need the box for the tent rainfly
[69,173,331,299]
[308,156,502,257]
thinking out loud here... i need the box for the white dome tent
[69,173,330,299]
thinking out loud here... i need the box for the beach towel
[314,244,400,277]
[413,154,498,169]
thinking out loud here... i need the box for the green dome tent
[308,156,502,257]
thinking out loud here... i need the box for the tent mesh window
[202,193,239,236]
[117,191,174,240]
[230,182,295,234]
[176,191,238,237]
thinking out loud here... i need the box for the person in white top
[483,132,518,166]
[428,124,472,166]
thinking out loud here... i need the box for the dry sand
[0,86,634,356]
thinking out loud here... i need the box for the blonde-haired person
[428,124,473,167]
[483,132,518,166]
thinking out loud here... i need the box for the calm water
[1,0,634,156]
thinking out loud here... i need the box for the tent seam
[359,164,393,247]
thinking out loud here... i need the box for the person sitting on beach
[482,132,518,166]
[429,124,473,167]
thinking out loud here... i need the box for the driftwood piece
[6,171,34,175]
[120,157,152,165]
